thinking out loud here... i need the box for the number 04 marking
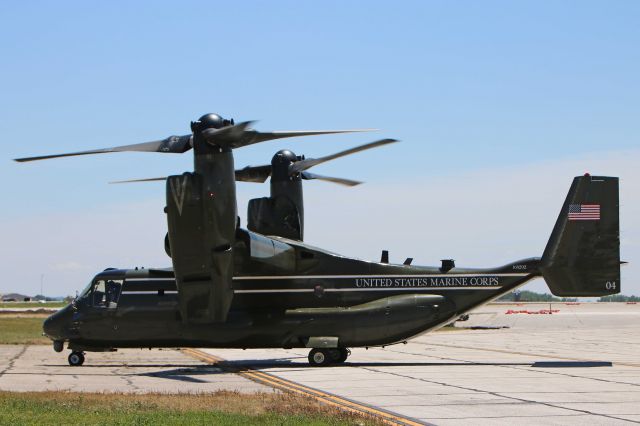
[606,281,616,290]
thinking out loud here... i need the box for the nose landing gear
[68,351,85,366]
[308,348,350,366]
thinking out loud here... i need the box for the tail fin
[541,175,620,297]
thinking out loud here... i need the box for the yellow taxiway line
[182,348,425,426]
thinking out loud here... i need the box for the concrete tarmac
[0,345,270,394]
[199,302,640,425]
[1,302,638,425]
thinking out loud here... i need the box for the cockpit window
[78,281,93,299]
[92,279,123,308]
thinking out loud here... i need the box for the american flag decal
[568,204,600,221]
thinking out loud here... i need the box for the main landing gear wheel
[68,351,85,366]
[335,348,350,363]
[308,348,351,366]
[308,348,332,366]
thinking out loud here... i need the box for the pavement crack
[0,345,27,378]
[417,341,640,367]
[114,367,142,391]
[359,365,640,424]
[371,347,640,424]
[411,343,640,387]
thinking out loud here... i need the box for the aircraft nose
[43,314,60,339]
[43,306,71,340]
[42,316,59,338]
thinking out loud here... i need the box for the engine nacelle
[166,171,234,324]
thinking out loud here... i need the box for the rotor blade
[246,128,376,147]
[289,138,398,175]
[14,135,193,162]
[234,165,272,183]
[201,121,256,147]
[202,122,376,149]
[301,171,362,187]
[109,165,273,185]
[109,177,167,184]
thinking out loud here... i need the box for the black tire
[336,348,350,363]
[308,349,331,367]
[327,349,341,362]
[68,351,85,366]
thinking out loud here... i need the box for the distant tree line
[598,295,640,302]
[499,290,638,302]
[497,290,576,302]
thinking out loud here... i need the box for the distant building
[1,293,32,302]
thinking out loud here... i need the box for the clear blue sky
[0,1,638,296]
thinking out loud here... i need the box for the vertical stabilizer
[541,175,620,297]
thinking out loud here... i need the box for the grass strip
[0,391,381,425]
[0,317,49,345]
[0,303,65,309]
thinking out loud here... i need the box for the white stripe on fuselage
[125,278,177,281]
[232,273,528,280]
[233,286,501,293]
[124,273,527,294]
[126,273,528,282]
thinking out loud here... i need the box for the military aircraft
[16,113,621,367]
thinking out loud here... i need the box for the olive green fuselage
[44,232,541,352]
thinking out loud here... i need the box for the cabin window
[92,279,123,308]
[300,251,314,259]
